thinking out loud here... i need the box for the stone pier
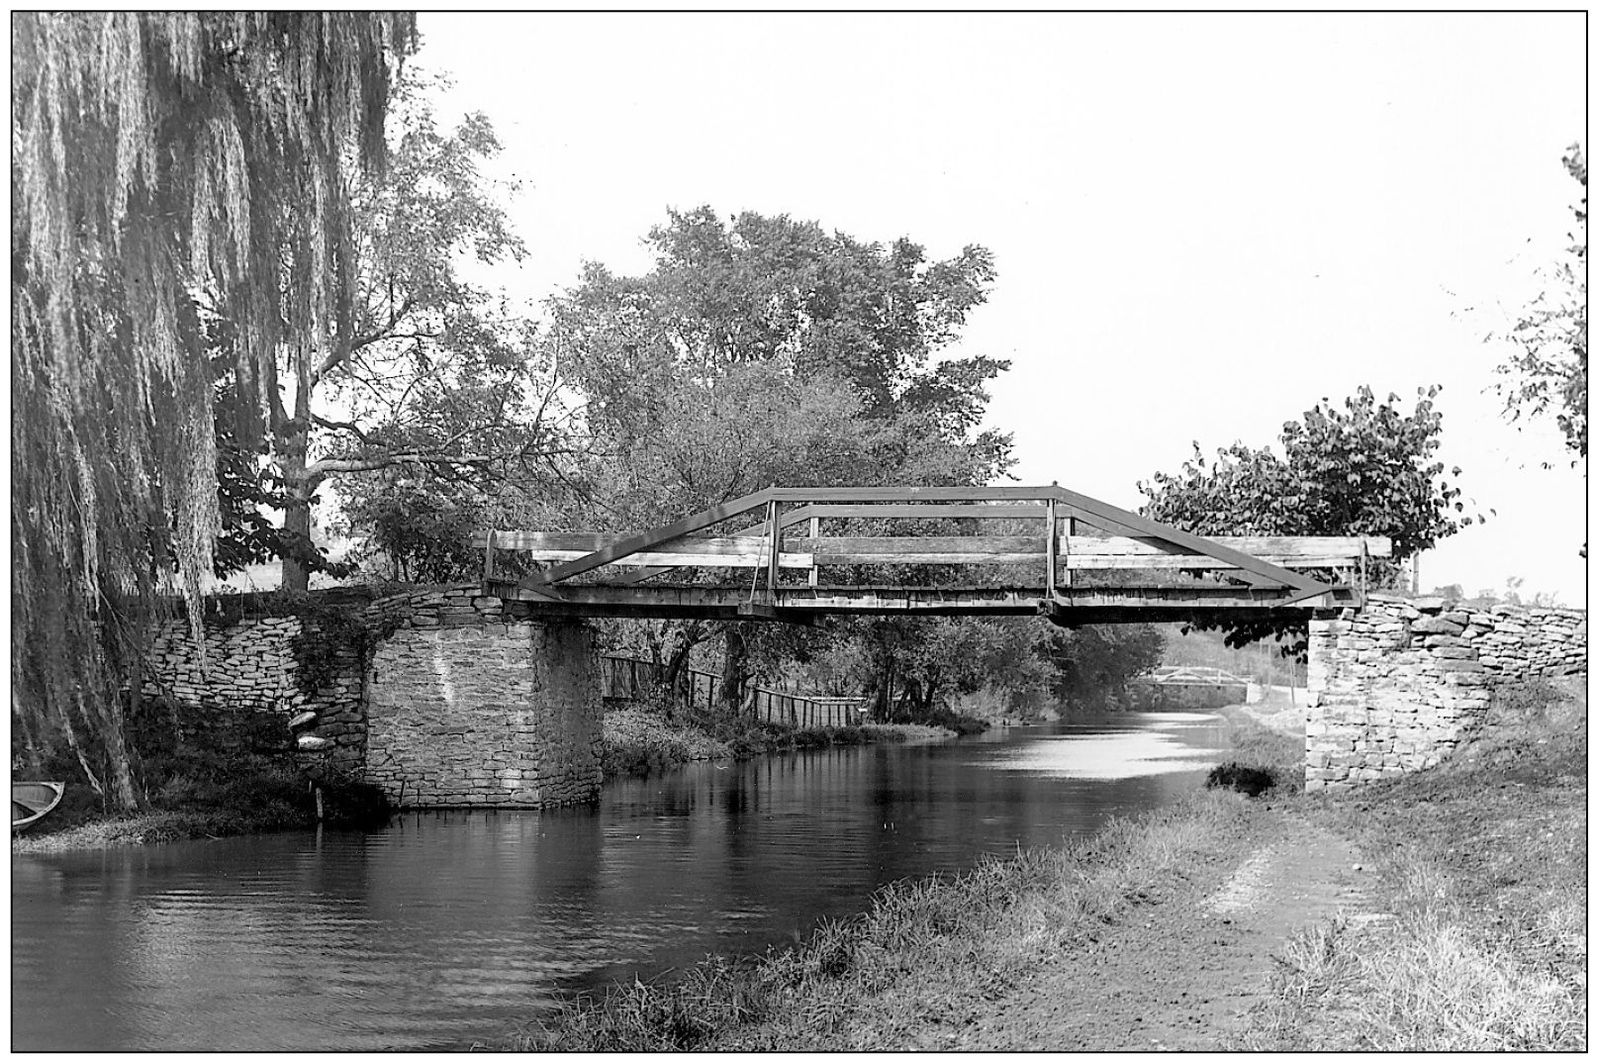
[138,585,603,809]
[363,617,602,809]
[1305,593,1586,792]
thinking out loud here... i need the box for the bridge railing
[474,485,1392,619]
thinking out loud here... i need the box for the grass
[512,791,1256,1051]
[14,807,298,854]
[1235,676,1587,1051]
[599,708,735,777]
[598,707,955,778]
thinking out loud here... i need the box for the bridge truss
[477,485,1391,625]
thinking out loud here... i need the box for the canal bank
[516,677,1586,1052]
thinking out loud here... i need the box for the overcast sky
[414,11,1586,605]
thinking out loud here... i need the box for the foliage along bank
[597,706,958,780]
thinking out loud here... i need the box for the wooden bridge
[1134,666,1254,688]
[476,485,1390,625]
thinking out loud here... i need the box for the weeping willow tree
[12,13,417,809]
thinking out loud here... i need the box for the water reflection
[978,711,1224,779]
[12,712,1226,1051]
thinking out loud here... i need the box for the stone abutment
[1305,594,1586,792]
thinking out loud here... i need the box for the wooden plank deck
[482,580,1364,621]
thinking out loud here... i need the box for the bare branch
[310,293,419,384]
[311,414,371,444]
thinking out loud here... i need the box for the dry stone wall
[1305,594,1586,792]
[141,600,373,775]
[138,586,602,808]
[145,616,307,713]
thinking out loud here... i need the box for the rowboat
[12,782,65,833]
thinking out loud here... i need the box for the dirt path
[920,811,1380,1051]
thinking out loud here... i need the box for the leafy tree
[268,72,576,591]
[211,379,349,582]
[548,209,1015,707]
[11,13,414,808]
[1497,145,1587,465]
[1038,625,1165,707]
[1138,386,1473,653]
[346,480,487,584]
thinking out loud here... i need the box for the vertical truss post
[766,499,782,599]
[483,528,495,582]
[808,515,820,588]
[1045,499,1058,594]
[1060,515,1074,589]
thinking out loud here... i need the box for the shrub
[925,706,991,735]
[600,708,731,777]
[1205,762,1276,797]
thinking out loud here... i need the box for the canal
[11,711,1228,1051]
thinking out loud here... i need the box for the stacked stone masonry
[137,585,602,809]
[363,588,602,809]
[1306,594,1586,792]
[145,616,307,713]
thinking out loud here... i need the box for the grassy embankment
[598,706,956,778]
[1236,676,1586,1050]
[515,678,1585,1051]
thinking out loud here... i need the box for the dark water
[11,712,1226,1051]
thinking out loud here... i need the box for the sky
[413,11,1587,605]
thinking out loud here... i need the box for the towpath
[915,812,1380,1051]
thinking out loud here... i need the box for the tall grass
[1241,857,1584,1050]
[1237,677,1588,1051]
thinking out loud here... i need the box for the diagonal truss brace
[513,484,1340,600]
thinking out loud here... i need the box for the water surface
[12,711,1225,1051]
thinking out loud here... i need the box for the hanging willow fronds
[11,13,416,804]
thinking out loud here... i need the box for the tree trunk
[659,622,701,718]
[96,691,141,811]
[279,346,316,593]
[718,627,747,718]
[280,482,313,593]
[899,676,924,723]
[871,655,895,722]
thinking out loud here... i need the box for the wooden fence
[600,653,864,728]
